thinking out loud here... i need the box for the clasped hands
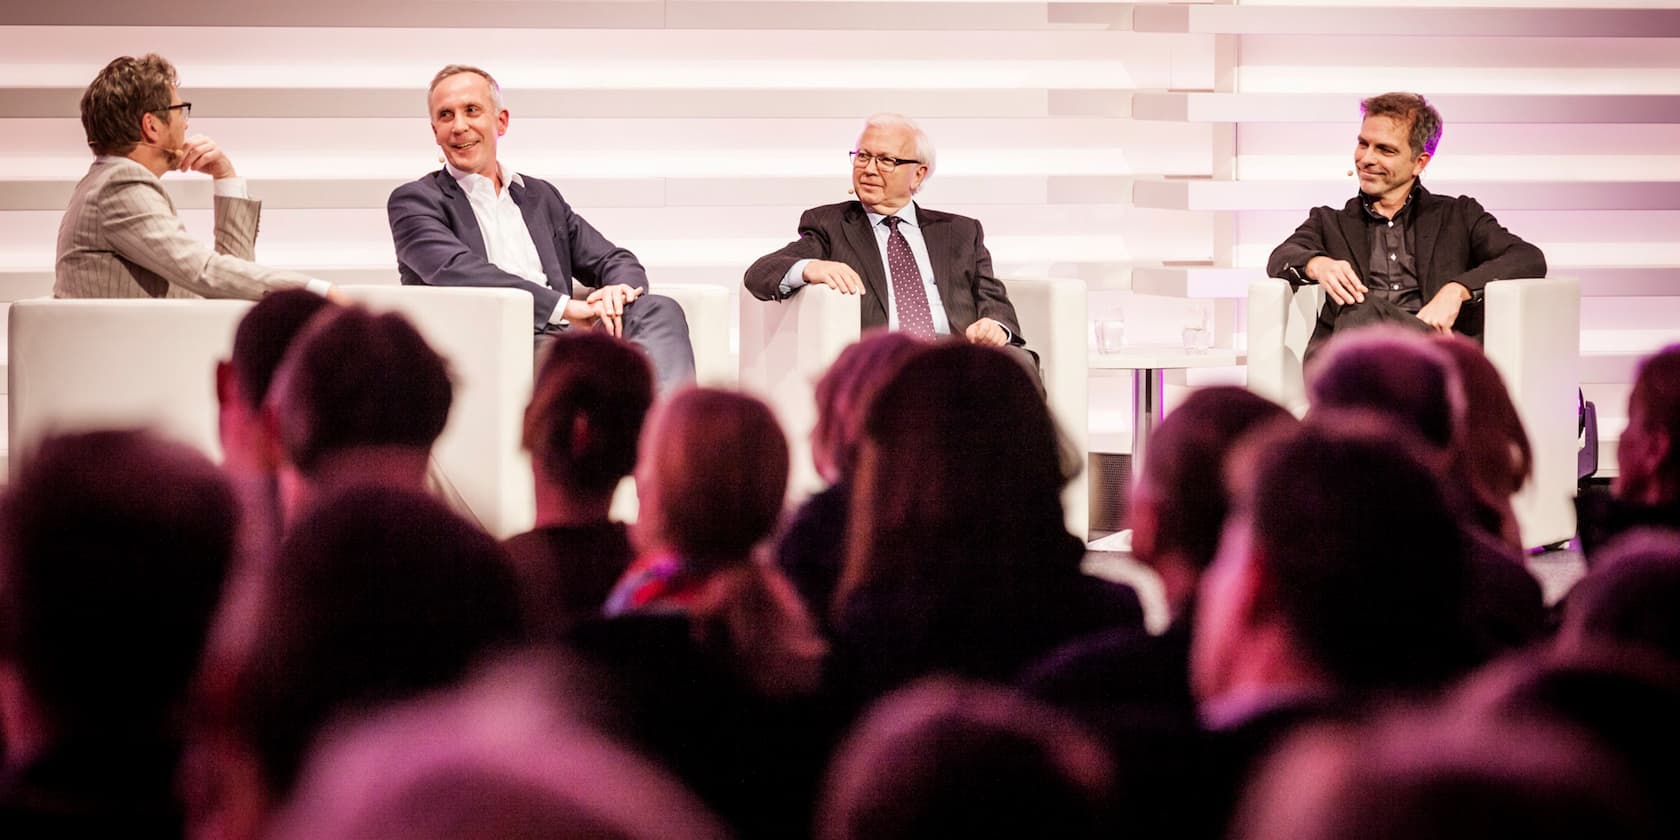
[802,259,1008,346]
[1304,256,1468,334]
[564,284,643,337]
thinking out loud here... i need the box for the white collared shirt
[446,161,568,324]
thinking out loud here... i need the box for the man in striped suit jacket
[55,54,333,301]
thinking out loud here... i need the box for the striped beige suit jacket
[54,156,311,300]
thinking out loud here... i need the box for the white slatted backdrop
[2,0,1677,483]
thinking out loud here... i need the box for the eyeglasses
[159,102,192,119]
[850,150,919,173]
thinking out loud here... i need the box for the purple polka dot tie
[884,216,936,339]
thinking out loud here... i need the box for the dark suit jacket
[1266,182,1546,338]
[743,201,1025,345]
[389,169,647,331]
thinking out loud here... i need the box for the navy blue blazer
[389,169,647,331]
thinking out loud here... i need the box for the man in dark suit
[742,114,1034,374]
[1266,92,1546,363]
[388,65,694,389]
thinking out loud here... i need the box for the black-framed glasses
[850,150,919,172]
[159,102,192,119]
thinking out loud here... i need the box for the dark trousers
[1303,295,1436,367]
[534,293,696,392]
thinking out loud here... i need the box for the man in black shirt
[1266,92,1546,362]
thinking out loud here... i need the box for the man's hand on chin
[1417,282,1470,334]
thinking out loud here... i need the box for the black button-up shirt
[1360,188,1422,311]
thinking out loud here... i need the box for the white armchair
[1246,276,1581,549]
[738,278,1090,539]
[656,284,736,387]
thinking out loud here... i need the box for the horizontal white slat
[1133,5,1680,37]
[0,87,1131,120]
[1134,92,1680,124]
[0,174,1138,211]
[1135,178,1680,212]
[3,1,1143,31]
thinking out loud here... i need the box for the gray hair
[427,64,504,115]
[861,112,937,183]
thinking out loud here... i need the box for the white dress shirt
[447,161,568,324]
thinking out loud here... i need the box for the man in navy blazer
[1267,92,1545,363]
[389,65,694,389]
[743,114,1036,381]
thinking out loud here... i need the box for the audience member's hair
[266,655,728,840]
[1307,326,1462,451]
[523,332,654,499]
[80,53,177,156]
[1235,711,1657,840]
[0,430,236,741]
[1136,386,1292,570]
[810,331,927,484]
[267,306,452,473]
[230,289,335,410]
[1435,335,1532,499]
[1236,418,1474,693]
[1450,646,1680,836]
[1619,344,1680,504]
[636,388,789,568]
[1557,528,1680,662]
[1360,91,1444,158]
[201,486,523,800]
[839,343,1077,614]
[817,678,1114,840]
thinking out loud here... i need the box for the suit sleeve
[969,219,1026,347]
[1266,208,1336,285]
[744,208,834,301]
[388,181,563,329]
[101,170,311,300]
[550,182,648,293]
[1452,197,1547,293]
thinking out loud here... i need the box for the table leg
[1131,366,1165,480]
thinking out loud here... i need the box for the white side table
[1089,344,1240,479]
[1087,345,1239,554]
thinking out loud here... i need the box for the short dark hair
[1239,710,1660,840]
[523,333,653,498]
[1362,91,1444,158]
[268,306,452,473]
[1240,421,1474,692]
[231,290,335,410]
[1141,386,1291,570]
[0,429,236,738]
[819,677,1115,840]
[1560,528,1680,661]
[81,54,178,157]
[207,485,524,798]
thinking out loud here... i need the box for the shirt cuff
[212,177,250,199]
[547,293,572,326]
[778,260,812,296]
[304,278,333,297]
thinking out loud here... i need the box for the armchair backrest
[1243,275,1580,548]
